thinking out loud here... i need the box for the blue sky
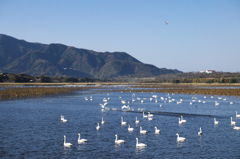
[1,0,240,72]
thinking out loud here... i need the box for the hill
[0,34,181,78]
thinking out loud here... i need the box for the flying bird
[164,22,168,25]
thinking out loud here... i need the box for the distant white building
[206,70,216,74]
[200,70,216,74]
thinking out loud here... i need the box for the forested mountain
[0,34,181,78]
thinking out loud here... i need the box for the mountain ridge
[0,34,182,78]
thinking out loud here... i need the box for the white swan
[61,115,67,122]
[96,123,100,130]
[190,102,192,105]
[230,102,233,104]
[215,101,219,106]
[128,124,134,131]
[115,134,125,144]
[181,116,186,123]
[136,138,147,147]
[176,133,185,141]
[148,117,153,121]
[231,117,236,125]
[78,133,87,144]
[140,126,147,134]
[154,126,160,134]
[135,117,139,124]
[148,112,153,117]
[121,117,126,125]
[101,118,105,124]
[100,103,107,109]
[214,118,219,124]
[235,111,240,117]
[233,126,240,130]
[103,98,108,102]
[198,127,202,135]
[143,112,148,118]
[63,135,72,147]
[178,118,183,124]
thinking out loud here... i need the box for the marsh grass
[0,87,100,101]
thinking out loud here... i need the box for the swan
[230,102,233,104]
[198,127,203,135]
[233,126,240,130]
[155,99,158,103]
[181,116,186,123]
[121,117,127,125]
[215,101,219,106]
[148,117,153,121]
[140,126,147,134]
[160,104,162,107]
[214,118,219,124]
[136,138,146,147]
[143,112,148,118]
[128,124,134,131]
[101,118,105,124]
[103,98,108,102]
[63,135,72,147]
[135,117,139,124]
[121,100,126,104]
[231,117,236,125]
[190,102,192,105]
[141,100,144,103]
[78,133,87,144]
[115,134,125,144]
[154,126,160,134]
[148,112,153,117]
[96,123,100,130]
[100,103,107,109]
[178,118,183,124]
[61,116,67,122]
[235,111,240,117]
[176,133,185,141]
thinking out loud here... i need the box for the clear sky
[1,0,240,72]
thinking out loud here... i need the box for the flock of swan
[62,91,240,148]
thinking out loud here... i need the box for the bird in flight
[165,22,168,25]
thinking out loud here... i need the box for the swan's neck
[177,134,179,138]
[115,135,117,141]
[136,138,138,144]
[78,134,80,140]
[140,127,142,131]
[128,125,130,128]
[64,136,66,143]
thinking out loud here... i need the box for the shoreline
[0,82,240,87]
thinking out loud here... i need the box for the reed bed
[107,85,240,97]
[0,87,101,100]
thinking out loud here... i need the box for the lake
[1,86,240,158]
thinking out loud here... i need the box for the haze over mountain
[0,34,181,78]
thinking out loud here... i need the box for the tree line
[0,73,110,83]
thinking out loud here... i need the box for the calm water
[1,88,240,158]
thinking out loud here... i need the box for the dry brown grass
[0,87,101,100]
